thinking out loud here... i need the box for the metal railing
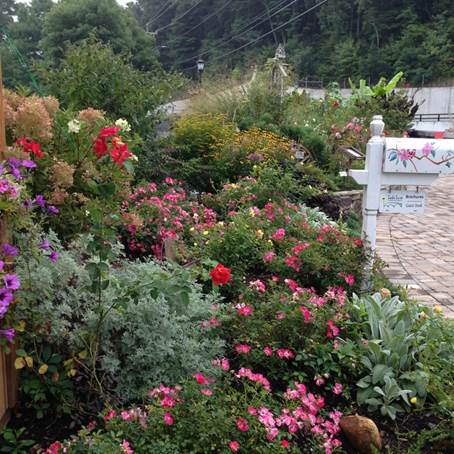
[413,113,453,122]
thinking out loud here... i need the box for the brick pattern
[376,175,454,317]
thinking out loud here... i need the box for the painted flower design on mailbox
[385,138,454,173]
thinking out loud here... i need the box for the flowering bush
[118,179,216,259]
[190,199,365,297]
[48,371,345,454]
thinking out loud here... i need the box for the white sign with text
[379,190,426,214]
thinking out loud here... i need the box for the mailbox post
[349,115,454,287]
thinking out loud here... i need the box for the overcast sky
[16,0,135,7]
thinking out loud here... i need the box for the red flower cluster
[210,263,231,286]
[93,127,133,166]
[16,137,44,159]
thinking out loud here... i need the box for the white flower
[115,118,131,132]
[68,119,81,134]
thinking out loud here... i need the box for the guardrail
[413,113,453,122]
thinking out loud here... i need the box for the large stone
[340,415,382,454]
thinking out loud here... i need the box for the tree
[41,0,160,71]
[0,0,16,28]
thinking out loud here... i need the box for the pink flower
[236,304,253,317]
[121,440,134,454]
[344,274,355,286]
[249,279,266,293]
[263,346,273,356]
[315,376,325,386]
[422,142,433,157]
[248,406,258,415]
[284,256,301,272]
[299,306,311,322]
[229,441,240,452]
[332,383,344,395]
[326,320,340,339]
[164,412,174,425]
[263,251,276,263]
[104,410,116,421]
[292,242,310,254]
[272,228,286,240]
[235,344,251,354]
[277,349,295,360]
[236,417,249,432]
[281,439,290,448]
[201,388,213,396]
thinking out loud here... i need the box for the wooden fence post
[0,58,18,427]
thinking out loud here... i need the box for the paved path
[376,174,454,317]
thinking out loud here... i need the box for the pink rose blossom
[249,279,266,293]
[299,306,311,322]
[248,406,258,415]
[277,349,295,360]
[121,440,134,454]
[229,441,240,452]
[332,383,344,395]
[263,251,276,263]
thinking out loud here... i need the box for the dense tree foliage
[131,0,454,84]
[0,0,162,88]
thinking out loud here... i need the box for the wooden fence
[0,60,18,427]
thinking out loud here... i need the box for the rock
[340,415,382,454]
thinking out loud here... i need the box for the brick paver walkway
[376,174,454,317]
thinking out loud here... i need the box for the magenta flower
[263,251,276,263]
[3,274,20,291]
[272,228,286,241]
[39,240,50,250]
[120,440,134,454]
[422,143,433,157]
[47,205,59,215]
[263,346,273,356]
[229,441,240,452]
[344,274,355,286]
[34,195,46,209]
[0,328,15,342]
[1,243,18,257]
[235,344,251,354]
[163,412,174,425]
[0,260,3,271]
[332,383,344,395]
[49,251,59,263]
[236,304,253,317]
[236,417,249,432]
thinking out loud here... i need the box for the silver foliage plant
[16,233,224,401]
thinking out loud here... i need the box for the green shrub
[15,233,224,416]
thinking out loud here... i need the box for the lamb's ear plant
[352,292,428,419]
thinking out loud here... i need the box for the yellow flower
[189,227,195,232]
[433,305,443,314]
[14,358,26,370]
[249,208,256,217]
[39,364,49,375]
[256,230,264,239]
[410,396,417,405]
[25,356,33,368]
[203,230,209,236]
[419,311,429,320]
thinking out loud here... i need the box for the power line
[181,0,234,37]
[175,0,299,66]
[187,0,329,69]
[157,0,206,33]
[147,1,177,28]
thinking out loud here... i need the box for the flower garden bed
[1,79,453,454]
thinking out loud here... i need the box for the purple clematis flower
[47,205,59,215]
[34,194,46,209]
[0,328,15,342]
[3,274,20,291]
[39,240,50,250]
[0,289,13,305]
[2,243,18,257]
[49,251,59,263]
[21,159,37,169]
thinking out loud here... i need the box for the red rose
[210,263,231,286]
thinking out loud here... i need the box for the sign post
[349,115,454,288]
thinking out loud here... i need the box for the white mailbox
[348,115,454,286]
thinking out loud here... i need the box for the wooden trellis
[0,60,18,427]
